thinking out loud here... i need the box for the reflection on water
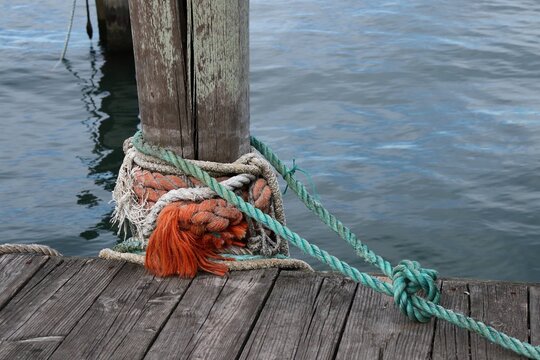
[65,49,139,241]
[0,0,539,281]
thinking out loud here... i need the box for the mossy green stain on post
[128,0,250,162]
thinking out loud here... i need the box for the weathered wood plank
[0,257,87,340]
[0,336,65,360]
[48,262,192,360]
[293,275,357,360]
[531,285,540,347]
[239,271,324,360]
[129,0,250,161]
[431,280,470,360]
[146,269,277,360]
[0,255,49,310]
[0,255,536,360]
[469,283,528,360]
[0,258,124,359]
[335,278,438,360]
[143,272,228,359]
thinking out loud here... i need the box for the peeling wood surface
[129,0,250,162]
[0,254,538,360]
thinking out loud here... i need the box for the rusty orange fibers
[132,169,272,277]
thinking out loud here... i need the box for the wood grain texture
[293,275,357,360]
[144,272,228,359]
[335,278,438,360]
[0,255,537,360]
[129,0,250,162]
[148,269,278,360]
[239,271,325,360]
[0,257,86,339]
[531,285,539,346]
[0,258,124,359]
[48,262,192,360]
[191,0,250,161]
[469,283,529,360]
[0,255,49,310]
[431,280,470,360]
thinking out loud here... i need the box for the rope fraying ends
[109,135,293,277]
[392,260,440,323]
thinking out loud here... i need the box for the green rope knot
[392,260,440,323]
[283,159,319,200]
[131,131,540,359]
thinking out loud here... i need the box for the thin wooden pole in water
[95,0,133,52]
[128,0,250,162]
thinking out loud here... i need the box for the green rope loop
[283,159,319,200]
[392,260,440,323]
[131,131,540,359]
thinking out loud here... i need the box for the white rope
[111,138,289,256]
[99,248,312,272]
[141,174,257,238]
[57,0,78,64]
[0,244,62,257]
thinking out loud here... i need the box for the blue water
[1,0,539,282]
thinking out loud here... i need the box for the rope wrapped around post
[103,137,311,276]
[128,130,540,360]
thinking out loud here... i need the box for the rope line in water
[132,131,540,359]
[58,0,78,63]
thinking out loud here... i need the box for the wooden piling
[128,0,250,162]
[95,0,133,52]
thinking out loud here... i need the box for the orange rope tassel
[145,200,248,277]
[133,169,273,278]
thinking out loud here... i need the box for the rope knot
[283,159,319,200]
[392,260,440,323]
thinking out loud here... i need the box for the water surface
[1,0,539,282]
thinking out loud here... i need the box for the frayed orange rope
[133,169,273,278]
[145,200,248,277]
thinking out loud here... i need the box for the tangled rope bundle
[104,137,311,277]
[120,131,540,359]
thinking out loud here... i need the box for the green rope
[282,158,319,201]
[131,131,540,359]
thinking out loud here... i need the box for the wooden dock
[0,254,538,359]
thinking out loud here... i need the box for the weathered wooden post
[95,0,133,52]
[128,0,250,162]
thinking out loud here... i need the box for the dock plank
[335,278,438,360]
[0,257,87,340]
[239,271,324,360]
[144,272,228,359]
[49,262,192,360]
[146,269,278,360]
[531,285,540,346]
[0,258,124,359]
[293,275,357,360]
[432,280,470,360]
[0,255,537,360]
[469,282,529,360]
[0,254,49,310]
